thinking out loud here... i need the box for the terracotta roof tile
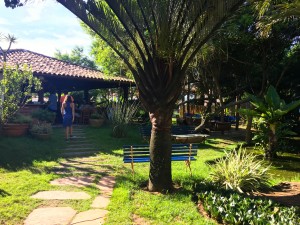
[0,49,133,84]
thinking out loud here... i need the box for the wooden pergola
[0,49,135,102]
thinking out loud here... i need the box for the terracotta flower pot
[89,118,104,128]
[1,123,29,137]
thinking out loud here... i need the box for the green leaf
[265,85,281,109]
[248,95,267,113]
[239,109,260,117]
[280,100,300,114]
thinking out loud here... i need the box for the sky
[0,0,92,57]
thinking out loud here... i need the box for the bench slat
[123,156,196,163]
[123,144,199,163]
[123,143,199,176]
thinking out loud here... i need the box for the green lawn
[0,124,299,224]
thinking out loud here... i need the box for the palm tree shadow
[0,189,11,197]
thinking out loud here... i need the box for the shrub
[31,109,56,123]
[10,113,32,124]
[253,119,297,154]
[110,101,140,138]
[209,147,271,193]
[0,65,41,124]
[90,112,104,119]
[30,122,52,134]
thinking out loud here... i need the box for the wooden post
[123,86,129,101]
[38,89,44,103]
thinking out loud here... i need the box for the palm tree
[5,0,244,192]
[253,0,300,36]
[240,85,300,159]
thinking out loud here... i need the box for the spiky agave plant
[209,147,271,193]
[110,100,140,138]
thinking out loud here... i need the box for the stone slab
[91,195,110,208]
[31,191,91,200]
[70,209,108,225]
[24,207,76,225]
[97,176,116,196]
[51,176,95,187]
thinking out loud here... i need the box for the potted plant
[30,122,52,140]
[31,109,56,124]
[2,113,32,136]
[89,112,105,127]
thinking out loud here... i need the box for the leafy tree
[5,0,244,192]
[253,0,300,37]
[90,38,126,76]
[80,24,129,77]
[54,46,97,69]
[240,85,300,159]
[0,34,41,124]
[191,3,300,142]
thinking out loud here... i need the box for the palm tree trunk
[266,124,277,159]
[245,115,253,144]
[148,108,173,192]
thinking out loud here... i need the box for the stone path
[25,175,116,225]
[24,125,116,225]
[61,126,99,157]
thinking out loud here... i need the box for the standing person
[59,90,74,127]
[60,90,74,108]
[48,90,58,124]
[61,95,75,141]
[48,90,58,112]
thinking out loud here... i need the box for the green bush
[30,122,52,134]
[90,112,104,119]
[10,113,32,124]
[31,109,56,123]
[193,181,300,225]
[209,147,271,193]
[110,101,139,138]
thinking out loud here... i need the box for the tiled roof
[0,49,133,84]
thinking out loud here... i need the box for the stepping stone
[24,207,76,225]
[70,136,86,139]
[51,176,95,187]
[31,191,91,200]
[70,209,108,225]
[61,151,99,157]
[91,195,110,209]
[97,176,116,196]
[67,144,95,148]
[64,147,98,152]
[68,142,91,145]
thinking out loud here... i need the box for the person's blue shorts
[63,115,73,127]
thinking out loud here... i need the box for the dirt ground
[253,182,300,207]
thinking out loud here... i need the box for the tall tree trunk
[245,115,253,144]
[265,124,277,159]
[235,95,240,130]
[148,108,173,192]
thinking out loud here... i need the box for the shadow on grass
[0,188,11,197]
[0,128,65,171]
[50,158,116,176]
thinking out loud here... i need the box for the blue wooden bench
[123,143,199,175]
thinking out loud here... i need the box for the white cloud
[0,0,92,56]
[13,34,91,57]
[0,17,10,25]
[23,1,48,23]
